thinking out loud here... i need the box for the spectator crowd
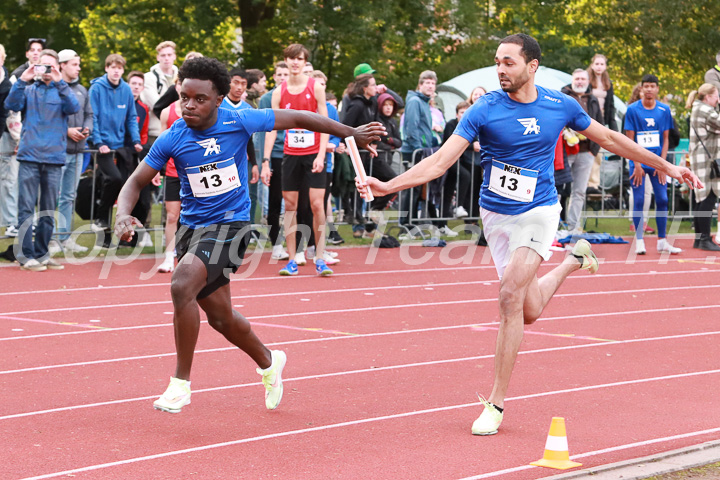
[1,37,719,274]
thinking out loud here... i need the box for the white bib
[488,160,539,203]
[187,158,241,198]
[288,129,315,148]
[636,131,660,148]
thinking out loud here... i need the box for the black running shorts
[175,221,251,299]
[281,153,326,191]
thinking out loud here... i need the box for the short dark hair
[228,67,249,80]
[641,74,659,85]
[246,69,265,87]
[456,101,471,113]
[179,57,231,97]
[127,71,145,83]
[283,43,310,61]
[499,33,542,64]
[27,38,46,51]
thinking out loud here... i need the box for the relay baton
[345,136,374,201]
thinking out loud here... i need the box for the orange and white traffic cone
[530,417,582,470]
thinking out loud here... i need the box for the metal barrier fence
[0,146,700,244]
[334,147,697,238]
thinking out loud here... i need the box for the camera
[33,65,52,75]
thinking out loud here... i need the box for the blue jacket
[401,90,434,153]
[4,78,80,165]
[327,102,341,173]
[256,87,285,159]
[89,75,140,149]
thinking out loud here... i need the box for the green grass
[0,205,699,264]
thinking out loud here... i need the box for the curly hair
[178,57,230,97]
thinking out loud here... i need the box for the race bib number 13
[488,160,539,203]
[637,131,660,149]
[186,158,241,198]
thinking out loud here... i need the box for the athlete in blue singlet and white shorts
[357,33,702,436]
[114,57,384,415]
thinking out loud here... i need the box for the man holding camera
[3,49,80,271]
[52,49,93,254]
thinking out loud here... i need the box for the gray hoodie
[66,78,94,154]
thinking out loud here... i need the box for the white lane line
[3,330,719,419]
[2,281,720,343]
[1,257,717,297]
[457,427,720,479]
[0,269,715,319]
[3,305,720,376]
[0,265,494,297]
[17,368,720,480]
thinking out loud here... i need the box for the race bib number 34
[488,160,539,203]
[288,129,315,148]
[186,158,241,198]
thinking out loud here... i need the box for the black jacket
[561,84,605,155]
[340,94,377,128]
[377,114,401,151]
[0,66,11,132]
[603,82,618,131]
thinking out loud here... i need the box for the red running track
[1,239,719,479]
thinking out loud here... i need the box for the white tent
[436,65,625,124]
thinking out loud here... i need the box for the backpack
[373,234,400,248]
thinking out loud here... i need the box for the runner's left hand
[670,165,703,189]
[353,122,386,158]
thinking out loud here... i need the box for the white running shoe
[322,251,339,265]
[471,396,503,435]
[138,231,154,248]
[48,240,63,256]
[306,246,316,259]
[62,238,88,253]
[571,238,599,274]
[325,250,338,258]
[41,258,64,270]
[439,226,459,237]
[295,251,307,266]
[635,238,646,255]
[454,206,469,218]
[20,259,47,272]
[271,245,290,260]
[257,350,287,410]
[157,253,175,273]
[153,377,191,413]
[657,238,682,254]
[4,225,19,237]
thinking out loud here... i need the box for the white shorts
[480,202,561,279]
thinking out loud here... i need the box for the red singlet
[279,76,321,156]
[165,101,182,178]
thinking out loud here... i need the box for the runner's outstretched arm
[580,119,703,189]
[357,134,470,199]
[271,110,385,156]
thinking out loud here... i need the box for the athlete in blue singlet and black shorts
[357,34,702,436]
[114,57,384,414]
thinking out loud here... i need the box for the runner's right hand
[114,214,143,241]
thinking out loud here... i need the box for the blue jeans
[630,164,668,239]
[16,161,62,262]
[0,131,19,227]
[56,153,84,241]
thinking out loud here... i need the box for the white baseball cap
[58,49,79,64]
